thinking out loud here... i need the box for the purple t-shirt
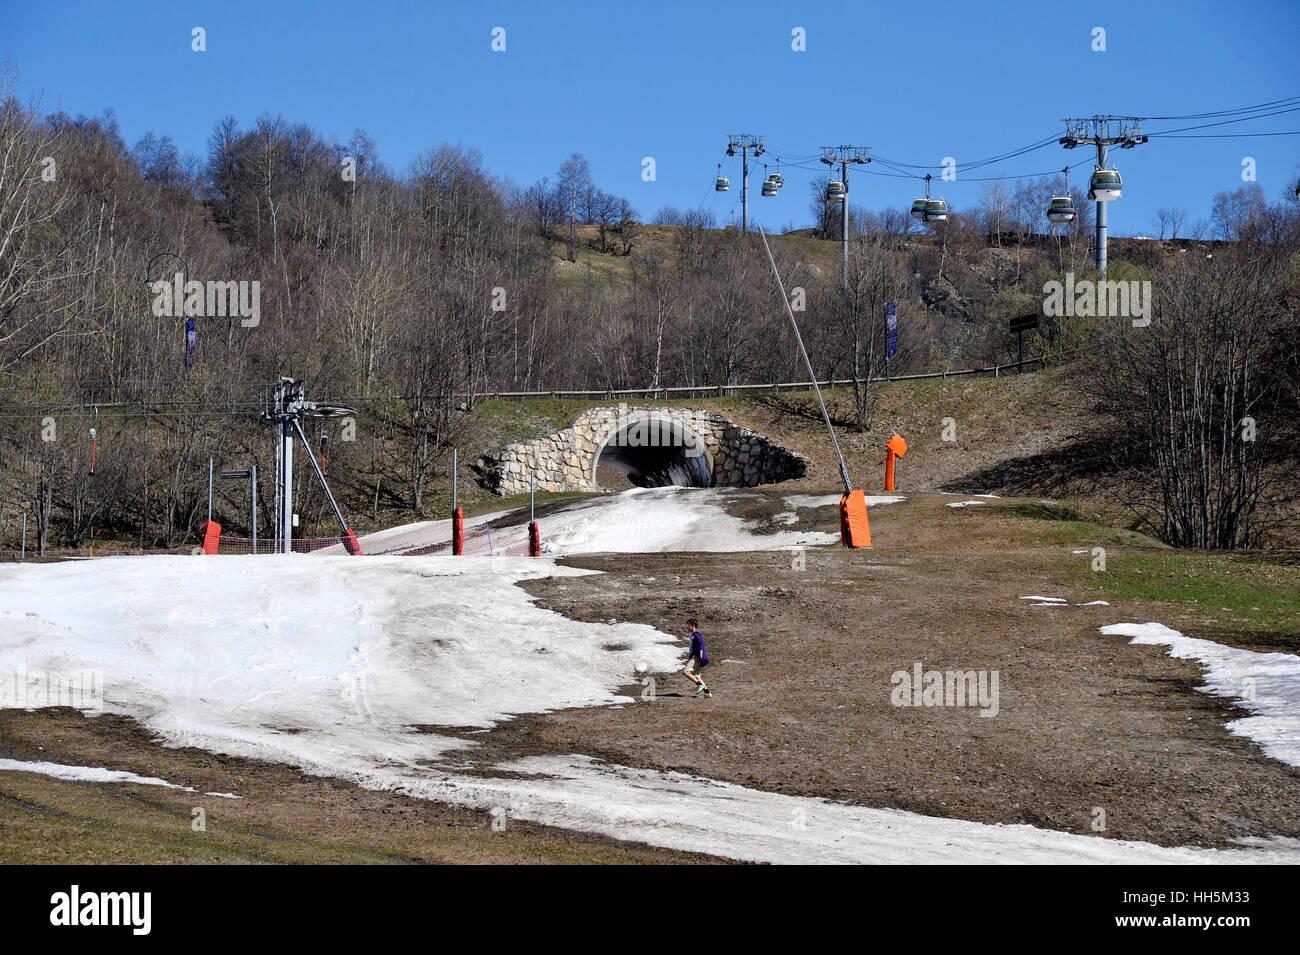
[689,630,709,664]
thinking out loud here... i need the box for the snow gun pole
[292,420,361,554]
[451,448,464,555]
[758,226,852,495]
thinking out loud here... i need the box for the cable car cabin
[1088,168,1121,201]
[1046,196,1076,223]
[770,173,783,187]
[762,181,778,197]
[910,198,928,220]
[826,181,847,202]
[923,198,948,222]
[715,177,730,192]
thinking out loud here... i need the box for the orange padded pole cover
[529,520,541,557]
[885,450,896,491]
[452,506,464,555]
[839,489,872,548]
[341,528,364,555]
[200,520,221,555]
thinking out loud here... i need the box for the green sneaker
[695,685,708,698]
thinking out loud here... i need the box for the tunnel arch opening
[590,412,713,490]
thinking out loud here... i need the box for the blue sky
[7,0,1298,234]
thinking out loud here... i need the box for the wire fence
[2,517,536,561]
[0,545,196,561]
[370,521,534,557]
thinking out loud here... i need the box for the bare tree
[556,153,592,261]
[1092,250,1288,547]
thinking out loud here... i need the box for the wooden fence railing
[476,355,1064,402]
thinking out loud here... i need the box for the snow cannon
[839,489,872,548]
[885,433,908,492]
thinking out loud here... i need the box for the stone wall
[476,405,808,496]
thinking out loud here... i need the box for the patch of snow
[0,555,682,765]
[783,493,905,510]
[545,487,841,554]
[1020,596,1067,603]
[947,501,987,508]
[772,511,798,526]
[1103,623,1300,767]
[0,757,237,796]
[1077,600,1110,606]
[411,753,1300,865]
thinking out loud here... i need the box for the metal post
[250,465,258,555]
[741,147,749,234]
[530,472,535,523]
[727,135,763,234]
[841,160,849,289]
[1096,142,1108,280]
[452,448,458,511]
[21,513,26,559]
[280,415,294,554]
[207,458,213,522]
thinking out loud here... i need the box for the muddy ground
[477,492,1298,850]
[0,708,725,864]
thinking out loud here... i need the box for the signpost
[1009,314,1039,374]
[218,466,258,554]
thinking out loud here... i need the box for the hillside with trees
[1,71,1296,552]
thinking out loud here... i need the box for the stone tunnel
[477,405,809,496]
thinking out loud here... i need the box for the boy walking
[684,618,711,699]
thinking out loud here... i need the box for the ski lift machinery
[262,377,363,554]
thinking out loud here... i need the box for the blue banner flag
[186,316,196,367]
[886,301,897,359]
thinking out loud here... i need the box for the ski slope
[2,490,1297,864]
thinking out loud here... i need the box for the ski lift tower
[726,134,764,233]
[820,146,871,288]
[1060,116,1147,281]
[262,377,363,554]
